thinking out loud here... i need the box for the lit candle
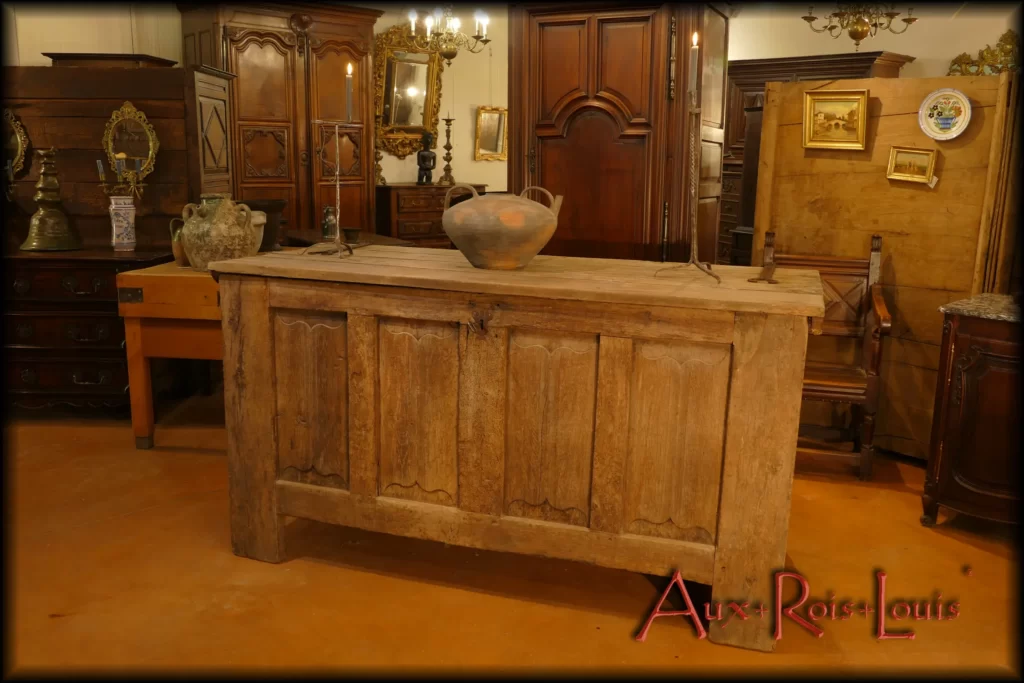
[689,32,699,93]
[452,17,460,32]
[96,159,106,182]
[474,12,480,36]
[346,62,353,122]
[425,15,434,34]
[482,16,488,38]
[433,7,442,32]
[409,10,417,34]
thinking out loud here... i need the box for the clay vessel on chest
[441,184,562,270]
[179,193,258,272]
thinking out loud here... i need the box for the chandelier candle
[346,63,353,122]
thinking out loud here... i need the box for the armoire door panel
[539,111,648,259]
[240,126,291,180]
[228,30,297,122]
[701,6,728,128]
[535,18,589,123]
[316,126,362,180]
[310,41,364,124]
[698,5,728,263]
[595,15,653,122]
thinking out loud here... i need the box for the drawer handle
[61,276,103,296]
[20,369,37,385]
[66,324,110,343]
[72,370,112,386]
[13,278,30,295]
[16,322,33,339]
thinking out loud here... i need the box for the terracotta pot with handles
[441,183,563,270]
[179,193,256,272]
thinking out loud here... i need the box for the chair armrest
[869,284,892,334]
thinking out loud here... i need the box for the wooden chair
[760,232,892,480]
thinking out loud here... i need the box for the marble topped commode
[940,293,1020,323]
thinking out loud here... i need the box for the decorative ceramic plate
[919,89,972,141]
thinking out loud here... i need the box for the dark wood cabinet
[923,294,1020,526]
[5,250,172,411]
[719,51,914,264]
[509,3,728,262]
[375,184,487,249]
[179,2,383,242]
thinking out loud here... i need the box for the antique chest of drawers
[922,294,1020,526]
[6,249,172,411]
[375,183,487,248]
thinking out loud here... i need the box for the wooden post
[124,317,154,449]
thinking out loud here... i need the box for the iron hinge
[118,287,143,303]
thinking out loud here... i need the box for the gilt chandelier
[407,5,492,66]
[802,4,919,50]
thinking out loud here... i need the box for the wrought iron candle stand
[436,117,456,186]
[308,119,354,259]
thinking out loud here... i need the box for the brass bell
[20,148,81,251]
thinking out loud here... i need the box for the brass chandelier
[407,5,492,66]
[801,4,919,50]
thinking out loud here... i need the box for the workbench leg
[124,317,154,450]
[221,277,284,563]
[710,313,809,652]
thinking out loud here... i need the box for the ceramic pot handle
[520,186,555,209]
[443,183,480,211]
[169,217,184,241]
[182,203,199,221]
[237,202,252,229]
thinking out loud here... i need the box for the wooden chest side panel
[274,310,349,490]
[378,318,460,507]
[504,330,599,527]
[624,340,731,545]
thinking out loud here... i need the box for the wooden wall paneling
[753,74,1013,459]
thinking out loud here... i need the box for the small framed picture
[886,146,936,184]
[802,89,868,150]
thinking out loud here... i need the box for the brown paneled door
[227,27,304,233]
[308,38,369,234]
[697,5,728,265]
[521,6,669,260]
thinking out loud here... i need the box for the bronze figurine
[416,132,436,186]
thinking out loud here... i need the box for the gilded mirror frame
[373,23,444,159]
[102,101,160,185]
[474,106,508,161]
[4,108,30,176]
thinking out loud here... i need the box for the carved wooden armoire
[509,3,729,262]
[719,51,914,264]
[178,3,383,242]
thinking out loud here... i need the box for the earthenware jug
[441,183,563,270]
[179,193,254,272]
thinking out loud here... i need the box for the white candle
[482,17,488,38]
[409,10,416,34]
[689,32,699,93]
[425,15,433,34]
[346,63,353,122]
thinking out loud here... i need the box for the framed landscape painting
[802,89,868,150]
[886,146,936,184]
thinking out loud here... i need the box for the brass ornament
[947,29,1020,76]
[102,101,160,197]
[21,148,82,251]
[373,23,444,160]
[4,108,30,176]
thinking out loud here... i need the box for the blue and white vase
[109,195,136,251]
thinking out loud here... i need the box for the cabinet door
[308,37,371,236]
[226,27,303,234]
[186,68,234,198]
[939,320,1020,519]
[697,4,728,264]
[524,7,668,260]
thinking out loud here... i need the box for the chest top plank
[210,246,824,317]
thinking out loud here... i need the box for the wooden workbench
[210,247,825,652]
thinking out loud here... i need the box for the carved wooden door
[226,27,305,234]
[307,35,371,234]
[516,5,670,260]
[696,4,728,264]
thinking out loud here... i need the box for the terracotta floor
[6,392,1019,675]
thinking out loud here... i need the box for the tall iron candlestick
[684,86,719,282]
[436,117,456,186]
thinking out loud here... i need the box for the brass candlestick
[21,148,81,251]
[436,117,456,186]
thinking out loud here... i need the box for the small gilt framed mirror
[102,101,160,186]
[474,106,507,161]
[4,108,30,177]
[374,23,444,159]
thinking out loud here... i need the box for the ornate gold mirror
[4,108,29,177]
[474,106,508,161]
[102,101,159,185]
[374,23,444,159]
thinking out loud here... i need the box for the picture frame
[802,89,868,150]
[474,106,508,161]
[886,146,936,184]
